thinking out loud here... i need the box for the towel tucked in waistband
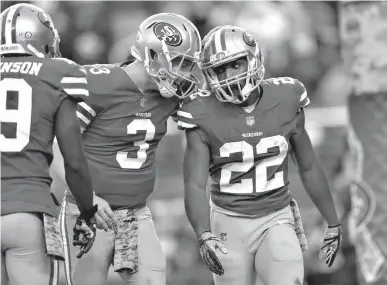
[290,198,308,251]
[113,208,139,273]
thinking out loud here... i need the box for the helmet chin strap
[239,77,253,102]
[154,78,175,98]
[159,86,174,98]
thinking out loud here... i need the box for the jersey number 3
[0,78,32,152]
[220,135,288,193]
[116,119,155,169]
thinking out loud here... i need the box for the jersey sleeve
[77,101,97,131]
[294,79,310,111]
[76,64,118,131]
[177,101,198,130]
[170,110,178,122]
[53,58,89,103]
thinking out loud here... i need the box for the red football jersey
[178,77,310,216]
[1,57,88,216]
[74,63,179,208]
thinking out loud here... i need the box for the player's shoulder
[180,88,212,112]
[177,89,212,130]
[83,63,134,95]
[45,57,87,77]
[262,77,309,109]
[83,63,120,75]
[263,77,305,94]
[42,57,88,102]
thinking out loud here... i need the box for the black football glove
[319,224,342,267]
[199,231,228,276]
[73,205,98,258]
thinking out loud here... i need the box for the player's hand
[319,224,342,267]
[73,205,98,258]
[93,194,117,232]
[199,231,228,276]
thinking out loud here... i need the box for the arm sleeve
[294,79,310,110]
[76,101,97,132]
[177,102,198,130]
[57,60,89,103]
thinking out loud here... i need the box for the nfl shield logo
[140,97,147,109]
[246,116,255,126]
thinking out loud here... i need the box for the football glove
[319,224,342,267]
[199,231,228,276]
[73,205,98,258]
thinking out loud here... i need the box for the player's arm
[184,128,211,237]
[290,110,342,267]
[290,111,339,225]
[178,97,212,235]
[184,128,227,276]
[54,97,95,215]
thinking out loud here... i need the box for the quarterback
[178,26,342,285]
[0,4,97,285]
[51,13,202,285]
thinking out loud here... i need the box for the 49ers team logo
[153,22,182,46]
[243,31,256,47]
[38,12,54,29]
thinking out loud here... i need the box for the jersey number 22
[220,135,288,193]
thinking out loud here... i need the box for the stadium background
[1,1,357,284]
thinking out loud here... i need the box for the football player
[178,26,342,285]
[51,13,202,285]
[0,4,98,285]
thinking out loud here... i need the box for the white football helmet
[201,26,265,104]
[131,13,202,99]
[0,3,60,58]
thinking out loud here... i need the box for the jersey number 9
[0,78,32,152]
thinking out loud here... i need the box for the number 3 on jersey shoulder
[116,119,155,169]
[219,135,288,194]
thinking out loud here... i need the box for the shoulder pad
[84,63,119,75]
[51,59,88,102]
[266,77,310,110]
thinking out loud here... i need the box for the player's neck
[240,85,262,108]
[122,60,158,92]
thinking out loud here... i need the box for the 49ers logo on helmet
[243,31,256,47]
[153,22,182,46]
[38,12,54,29]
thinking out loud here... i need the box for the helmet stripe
[211,32,217,55]
[4,5,19,44]
[214,29,222,52]
[220,27,226,51]
[1,9,10,45]
[10,5,22,43]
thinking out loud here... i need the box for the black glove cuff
[80,204,98,223]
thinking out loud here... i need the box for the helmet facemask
[203,50,264,104]
[144,41,200,99]
[50,28,61,58]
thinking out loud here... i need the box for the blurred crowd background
[1,1,359,284]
